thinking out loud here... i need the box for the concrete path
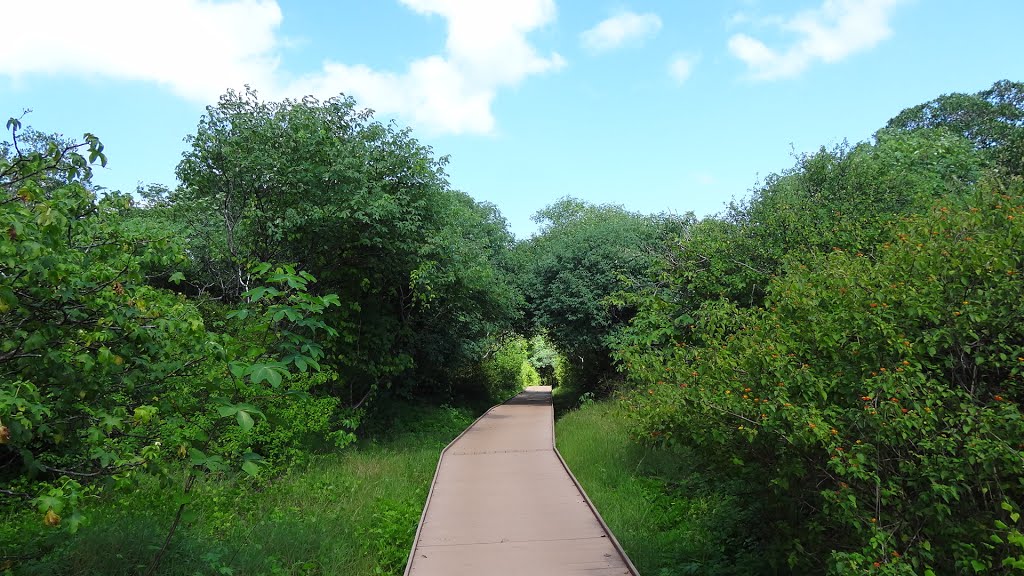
[404,386,638,576]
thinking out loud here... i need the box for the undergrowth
[556,398,771,576]
[3,402,475,576]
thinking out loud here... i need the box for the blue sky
[2,0,1022,238]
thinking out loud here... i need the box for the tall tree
[174,89,520,398]
[884,79,1024,176]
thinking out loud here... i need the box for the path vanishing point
[404,385,639,576]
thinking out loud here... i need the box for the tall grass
[5,403,474,576]
[556,399,769,576]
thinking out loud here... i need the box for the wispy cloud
[727,0,905,80]
[668,55,698,84]
[1,0,565,136]
[581,11,662,54]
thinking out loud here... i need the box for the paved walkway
[405,386,637,576]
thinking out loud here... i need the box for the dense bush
[618,181,1024,573]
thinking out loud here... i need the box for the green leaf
[169,271,185,284]
[66,511,85,534]
[241,460,259,477]
[236,410,254,432]
[248,364,284,387]
[228,362,247,378]
[0,287,18,313]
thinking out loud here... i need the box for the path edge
[401,391,520,576]
[550,395,642,576]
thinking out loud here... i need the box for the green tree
[0,120,341,546]
[519,198,673,389]
[884,79,1024,176]
[173,88,520,401]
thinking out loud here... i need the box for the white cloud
[668,55,698,84]
[290,0,565,134]
[727,0,904,80]
[1,0,282,102]
[581,11,662,54]
[0,0,565,135]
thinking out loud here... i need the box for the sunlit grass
[8,403,474,576]
[556,399,768,576]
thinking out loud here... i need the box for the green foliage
[173,88,521,400]
[630,129,984,326]
[478,336,537,403]
[0,123,203,518]
[885,79,1024,176]
[517,198,675,388]
[2,89,515,572]
[4,402,474,575]
[526,334,561,387]
[357,498,420,575]
[557,399,768,575]
[618,182,1024,573]
[0,119,348,571]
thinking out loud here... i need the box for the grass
[4,403,475,576]
[551,377,585,418]
[555,398,769,576]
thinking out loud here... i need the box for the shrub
[618,180,1024,574]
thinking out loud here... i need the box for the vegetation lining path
[404,386,638,576]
